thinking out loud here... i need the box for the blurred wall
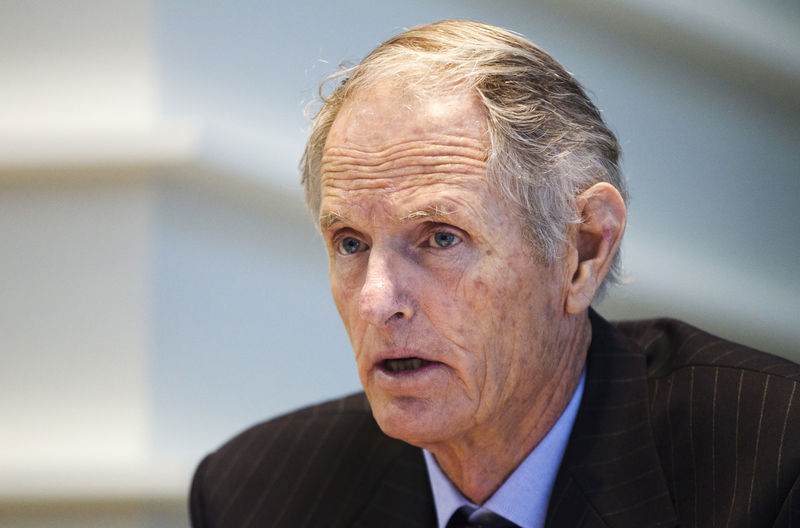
[1,1,797,527]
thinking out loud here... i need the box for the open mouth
[381,357,436,373]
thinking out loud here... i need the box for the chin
[370,396,457,447]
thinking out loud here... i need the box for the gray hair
[301,20,627,295]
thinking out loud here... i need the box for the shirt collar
[423,369,585,528]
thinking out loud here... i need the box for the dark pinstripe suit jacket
[190,312,800,527]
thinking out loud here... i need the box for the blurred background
[1,0,798,526]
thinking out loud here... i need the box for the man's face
[319,83,571,449]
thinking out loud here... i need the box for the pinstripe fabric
[190,312,800,527]
[616,315,800,528]
[190,394,435,527]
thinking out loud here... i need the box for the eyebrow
[319,211,346,230]
[400,202,456,222]
[319,201,459,231]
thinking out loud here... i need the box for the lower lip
[374,361,446,391]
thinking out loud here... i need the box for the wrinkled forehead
[319,82,497,225]
[325,81,489,152]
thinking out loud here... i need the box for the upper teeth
[385,358,426,372]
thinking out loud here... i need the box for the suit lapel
[546,310,679,528]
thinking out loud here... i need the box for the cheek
[460,259,552,355]
[463,278,498,329]
[330,254,366,287]
[328,274,348,316]
[329,253,367,303]
[329,275,365,340]
[465,269,523,324]
[418,272,475,341]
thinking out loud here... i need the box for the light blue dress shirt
[423,369,585,528]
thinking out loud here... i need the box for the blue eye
[338,237,366,255]
[431,231,459,248]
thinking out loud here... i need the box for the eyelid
[328,226,360,244]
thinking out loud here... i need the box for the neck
[425,313,590,503]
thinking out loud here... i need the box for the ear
[565,182,627,314]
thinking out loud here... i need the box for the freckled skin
[319,83,590,502]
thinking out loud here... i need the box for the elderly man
[190,20,800,528]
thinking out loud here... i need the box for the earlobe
[565,183,626,314]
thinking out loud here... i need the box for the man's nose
[358,249,414,327]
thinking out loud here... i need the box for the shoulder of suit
[608,317,800,528]
[613,317,800,382]
[191,394,425,526]
[192,391,398,522]
[207,391,374,461]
